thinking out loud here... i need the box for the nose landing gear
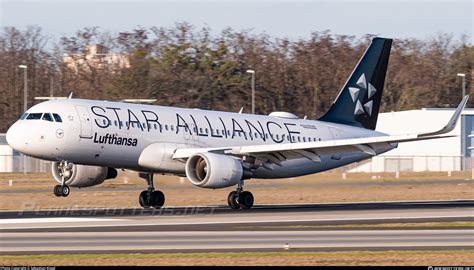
[53,184,70,197]
[53,161,71,197]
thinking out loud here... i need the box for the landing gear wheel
[150,191,165,209]
[61,185,70,197]
[227,191,241,209]
[238,191,254,209]
[139,190,151,208]
[138,173,166,209]
[53,185,62,197]
[53,184,70,197]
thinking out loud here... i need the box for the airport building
[349,108,474,173]
[1,108,473,173]
[63,44,130,73]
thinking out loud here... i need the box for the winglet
[419,95,469,137]
[68,92,73,99]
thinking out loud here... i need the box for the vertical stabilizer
[318,37,392,130]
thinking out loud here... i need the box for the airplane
[6,37,469,209]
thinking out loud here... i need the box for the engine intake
[185,152,243,189]
[51,162,117,188]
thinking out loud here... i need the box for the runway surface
[1,200,473,254]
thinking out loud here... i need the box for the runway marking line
[0,214,473,230]
[0,217,123,224]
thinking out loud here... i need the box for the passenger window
[114,120,118,126]
[42,113,53,122]
[26,113,42,120]
[20,113,28,120]
[171,126,174,131]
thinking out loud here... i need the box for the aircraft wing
[172,96,469,164]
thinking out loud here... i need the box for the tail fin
[318,37,392,130]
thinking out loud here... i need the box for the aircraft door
[329,127,343,140]
[183,123,199,145]
[75,105,93,139]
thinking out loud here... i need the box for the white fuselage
[6,99,395,179]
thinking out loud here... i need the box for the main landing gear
[138,173,165,209]
[53,161,71,197]
[227,181,254,209]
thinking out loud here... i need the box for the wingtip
[418,95,469,138]
[457,95,470,112]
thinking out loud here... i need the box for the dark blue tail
[318,37,392,130]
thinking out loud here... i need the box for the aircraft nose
[6,123,26,152]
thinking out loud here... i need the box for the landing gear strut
[138,173,165,209]
[227,181,254,209]
[53,161,71,197]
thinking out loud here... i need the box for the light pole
[457,73,466,98]
[246,70,255,114]
[19,65,28,174]
[19,65,28,113]
[457,73,467,172]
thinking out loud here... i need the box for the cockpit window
[42,113,54,122]
[26,113,43,120]
[20,113,28,120]
[52,113,62,123]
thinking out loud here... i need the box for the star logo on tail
[349,73,377,116]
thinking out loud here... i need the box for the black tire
[239,191,254,209]
[227,191,240,209]
[150,190,165,208]
[61,185,70,197]
[53,185,62,197]
[139,190,151,208]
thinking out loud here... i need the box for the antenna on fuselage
[238,107,244,114]
[67,92,73,99]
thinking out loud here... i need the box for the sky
[0,0,472,43]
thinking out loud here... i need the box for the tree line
[0,23,472,132]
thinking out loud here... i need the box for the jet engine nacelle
[185,152,243,189]
[51,162,117,188]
